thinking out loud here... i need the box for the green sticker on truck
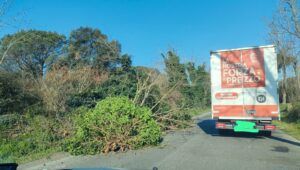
[234,120,259,133]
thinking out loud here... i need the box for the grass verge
[15,148,60,164]
[273,120,300,141]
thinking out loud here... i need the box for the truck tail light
[264,124,276,130]
[216,122,226,129]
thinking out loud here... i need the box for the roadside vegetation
[0,27,210,163]
[0,0,300,164]
[65,97,162,155]
[274,103,300,140]
[269,0,300,141]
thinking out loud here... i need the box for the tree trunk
[282,63,287,104]
[38,61,45,78]
[292,60,300,89]
[296,65,300,90]
[295,65,300,101]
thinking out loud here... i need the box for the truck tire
[262,131,272,137]
[218,129,229,135]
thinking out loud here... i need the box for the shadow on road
[197,119,300,147]
[267,136,300,147]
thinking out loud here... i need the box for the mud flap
[233,120,259,133]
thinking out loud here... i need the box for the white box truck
[210,45,280,136]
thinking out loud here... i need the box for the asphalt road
[20,113,300,170]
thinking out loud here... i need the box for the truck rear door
[211,45,280,120]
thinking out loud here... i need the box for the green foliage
[118,54,132,72]
[67,69,137,108]
[0,113,68,162]
[273,120,300,140]
[0,30,66,78]
[0,71,38,115]
[163,50,211,109]
[279,77,300,103]
[67,66,165,115]
[68,27,121,71]
[186,107,211,116]
[0,27,211,162]
[162,50,186,87]
[65,97,161,155]
[286,102,300,122]
[275,104,300,141]
[279,103,292,113]
[181,63,211,108]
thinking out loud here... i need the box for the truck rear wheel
[261,131,272,137]
[218,129,230,135]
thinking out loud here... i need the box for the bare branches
[270,0,300,49]
[37,66,108,113]
[285,0,300,38]
[150,80,181,112]
[0,32,28,65]
[133,69,161,106]
[269,0,300,99]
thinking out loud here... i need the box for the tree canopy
[0,30,66,78]
[68,27,121,71]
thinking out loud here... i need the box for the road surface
[19,113,300,170]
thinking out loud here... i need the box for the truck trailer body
[210,45,279,135]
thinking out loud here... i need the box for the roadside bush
[64,96,161,155]
[0,113,72,163]
[286,102,300,122]
[0,72,39,115]
[67,70,137,108]
[39,66,108,113]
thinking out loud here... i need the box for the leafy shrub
[64,96,161,155]
[0,138,41,163]
[0,113,71,162]
[286,102,300,122]
[0,72,39,115]
[67,71,137,108]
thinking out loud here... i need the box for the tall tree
[119,54,132,72]
[162,50,211,108]
[0,30,66,78]
[68,27,121,71]
[162,50,186,87]
[277,50,295,103]
[269,0,300,103]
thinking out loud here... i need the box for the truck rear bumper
[213,116,280,121]
[216,121,276,131]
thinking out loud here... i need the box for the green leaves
[0,72,38,115]
[286,102,300,122]
[68,27,121,71]
[65,96,161,155]
[0,114,65,162]
[0,30,66,78]
[163,50,211,109]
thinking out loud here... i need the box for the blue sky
[1,0,278,69]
